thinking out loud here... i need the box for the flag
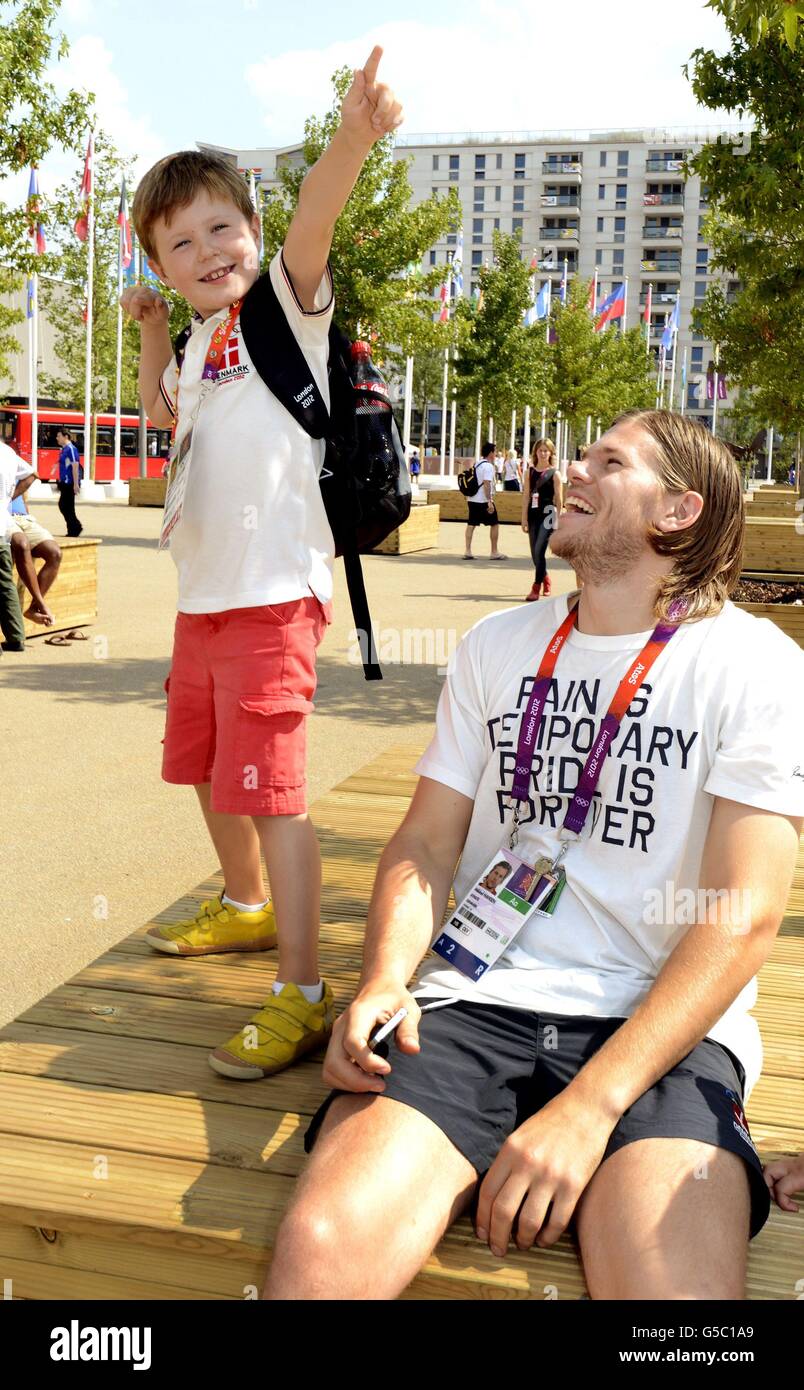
[587,270,598,316]
[681,355,687,393]
[26,277,35,319]
[472,283,484,313]
[643,282,652,325]
[718,375,727,400]
[439,277,449,323]
[452,230,464,295]
[117,177,132,269]
[595,282,625,331]
[560,258,568,305]
[74,133,93,242]
[661,296,680,351]
[529,247,539,270]
[524,276,550,327]
[27,167,46,256]
[248,169,263,263]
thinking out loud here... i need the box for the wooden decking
[0,745,802,1300]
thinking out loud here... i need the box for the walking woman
[521,436,562,601]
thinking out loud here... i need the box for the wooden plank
[128,477,166,507]
[373,504,439,554]
[17,537,102,638]
[742,517,804,574]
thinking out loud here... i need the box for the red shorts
[161,596,331,816]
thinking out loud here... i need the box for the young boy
[122,47,403,1080]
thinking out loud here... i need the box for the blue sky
[43,0,735,188]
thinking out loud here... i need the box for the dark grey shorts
[305,998,770,1238]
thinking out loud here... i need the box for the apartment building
[200,126,744,430]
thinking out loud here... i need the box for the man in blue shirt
[56,428,83,536]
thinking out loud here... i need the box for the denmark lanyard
[172,299,242,438]
[509,595,685,853]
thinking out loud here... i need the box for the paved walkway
[2,496,575,1024]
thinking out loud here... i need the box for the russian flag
[27,167,46,256]
[595,282,625,331]
[118,178,133,270]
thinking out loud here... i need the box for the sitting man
[7,485,61,628]
[266,409,804,1301]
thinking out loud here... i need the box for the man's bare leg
[464,523,475,557]
[29,541,61,600]
[10,535,54,625]
[264,1093,477,1300]
[576,1138,750,1300]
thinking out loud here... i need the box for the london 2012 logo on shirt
[217,324,250,386]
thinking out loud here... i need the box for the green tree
[686,5,804,439]
[0,0,92,388]
[262,65,458,351]
[453,232,550,430]
[705,1,804,49]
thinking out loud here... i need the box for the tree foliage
[0,0,92,389]
[262,65,459,353]
[686,6,804,431]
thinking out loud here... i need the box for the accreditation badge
[158,428,193,550]
[431,850,561,982]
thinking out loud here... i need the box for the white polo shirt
[160,249,335,614]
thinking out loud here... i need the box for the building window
[474,189,485,211]
[432,154,439,170]
[691,347,704,368]
[471,250,482,267]
[429,250,436,265]
[616,184,627,199]
[617,150,629,165]
[496,153,502,168]
[595,248,603,266]
[515,152,525,168]
[597,216,604,232]
[513,193,524,210]
[446,233,456,245]
[495,185,501,201]
[472,217,483,244]
[474,169,485,180]
[598,184,605,199]
[696,248,709,268]
[449,170,459,181]
[695,280,707,299]
[449,154,459,171]
[512,217,523,235]
[432,187,438,197]
[600,151,607,167]
[615,217,625,232]
[698,216,706,240]
[493,217,500,230]
[475,154,485,170]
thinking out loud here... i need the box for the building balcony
[540,225,579,242]
[541,161,582,181]
[643,224,683,240]
[643,192,684,207]
[640,258,681,275]
[640,289,681,306]
[540,193,580,208]
[645,158,687,175]
[538,259,577,274]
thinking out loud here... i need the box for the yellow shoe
[145,895,277,956]
[209,981,335,1079]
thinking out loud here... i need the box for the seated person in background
[265,409,804,1302]
[7,486,61,628]
[764,1152,804,1214]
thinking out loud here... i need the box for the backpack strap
[238,264,382,682]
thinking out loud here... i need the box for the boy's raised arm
[283,46,403,311]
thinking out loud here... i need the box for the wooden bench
[15,536,101,639]
[372,504,439,554]
[129,477,167,507]
[742,517,804,575]
[430,487,524,525]
[0,745,801,1300]
[746,494,802,519]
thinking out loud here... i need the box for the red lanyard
[201,299,242,382]
[511,596,684,836]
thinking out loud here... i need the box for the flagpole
[711,344,720,437]
[541,406,547,438]
[439,348,448,476]
[644,284,652,358]
[523,404,531,468]
[402,353,414,454]
[509,408,516,455]
[475,392,482,459]
[621,277,628,334]
[585,415,591,445]
[680,347,688,416]
[448,361,457,476]
[31,273,39,479]
[113,214,124,492]
[766,423,773,482]
[136,238,148,479]
[82,127,96,491]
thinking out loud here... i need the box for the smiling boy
[122,48,402,1079]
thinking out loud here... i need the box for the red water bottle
[351,340,395,471]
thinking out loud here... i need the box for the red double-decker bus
[0,399,172,481]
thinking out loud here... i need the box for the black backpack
[457,463,480,497]
[174,270,411,680]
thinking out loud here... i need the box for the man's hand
[475,1090,617,1257]
[120,286,170,326]
[340,46,404,151]
[322,980,422,1094]
[763,1155,804,1213]
[487,501,494,513]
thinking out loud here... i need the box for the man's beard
[550,510,649,582]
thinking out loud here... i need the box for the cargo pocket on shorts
[234,694,314,792]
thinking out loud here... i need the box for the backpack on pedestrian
[457,463,481,497]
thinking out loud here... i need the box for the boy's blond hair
[132,151,256,261]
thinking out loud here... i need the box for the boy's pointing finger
[362,44,383,87]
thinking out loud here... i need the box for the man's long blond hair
[616,409,745,624]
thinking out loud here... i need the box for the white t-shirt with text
[160,249,335,614]
[474,459,496,500]
[415,595,804,1096]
